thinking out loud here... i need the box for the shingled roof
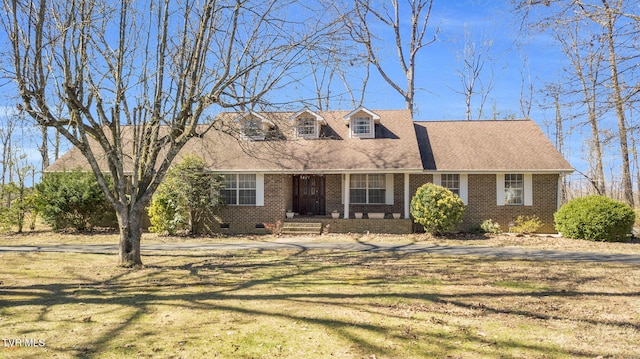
[414,120,573,172]
[46,109,425,174]
[184,109,424,173]
[46,112,572,174]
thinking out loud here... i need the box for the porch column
[404,173,410,219]
[344,173,350,219]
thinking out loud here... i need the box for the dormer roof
[342,107,381,124]
[233,111,275,126]
[289,108,326,125]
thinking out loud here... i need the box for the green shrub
[34,169,115,231]
[148,155,223,235]
[148,186,186,235]
[554,195,635,242]
[0,206,14,233]
[410,183,466,234]
[480,219,502,234]
[510,215,543,234]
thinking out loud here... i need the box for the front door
[293,175,326,216]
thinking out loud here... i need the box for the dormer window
[297,117,316,137]
[290,109,325,139]
[352,117,372,135]
[234,111,274,141]
[244,118,264,139]
[343,107,380,139]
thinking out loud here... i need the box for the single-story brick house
[47,107,573,234]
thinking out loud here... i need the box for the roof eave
[423,169,574,174]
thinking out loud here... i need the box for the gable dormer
[289,109,325,139]
[234,111,275,141]
[343,107,381,139]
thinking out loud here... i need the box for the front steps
[281,222,323,235]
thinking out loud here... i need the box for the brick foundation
[286,217,413,234]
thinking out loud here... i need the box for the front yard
[1,232,639,358]
[2,230,640,255]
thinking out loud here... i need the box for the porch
[290,173,413,220]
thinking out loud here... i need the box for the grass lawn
[1,232,639,358]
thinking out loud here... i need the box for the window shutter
[524,174,533,206]
[341,175,344,204]
[459,174,468,205]
[385,174,394,205]
[496,174,505,206]
[256,174,265,206]
[433,174,441,186]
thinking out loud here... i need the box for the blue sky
[0,1,608,185]
[360,1,559,121]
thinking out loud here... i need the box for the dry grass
[2,229,640,256]
[1,243,639,358]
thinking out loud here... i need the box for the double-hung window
[221,174,257,205]
[352,117,372,136]
[350,174,386,204]
[243,119,264,140]
[441,174,460,196]
[297,117,316,137]
[504,174,524,205]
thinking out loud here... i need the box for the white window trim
[242,118,266,141]
[221,173,264,206]
[350,117,374,139]
[342,173,394,205]
[433,173,468,205]
[255,174,265,206]
[496,173,532,207]
[524,174,533,206]
[460,174,469,206]
[234,111,274,141]
[385,174,394,205]
[295,117,318,139]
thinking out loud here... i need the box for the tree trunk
[587,109,606,195]
[631,128,640,205]
[39,124,49,171]
[604,11,634,206]
[117,208,143,267]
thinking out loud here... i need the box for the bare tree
[515,0,638,205]
[452,26,496,120]
[304,29,369,110]
[1,0,314,266]
[0,109,16,189]
[555,22,608,195]
[519,55,534,119]
[630,124,640,204]
[542,82,570,201]
[585,0,635,205]
[346,0,438,116]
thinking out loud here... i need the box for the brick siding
[461,174,558,233]
[210,174,288,233]
[206,172,560,234]
[409,173,559,233]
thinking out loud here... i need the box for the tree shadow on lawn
[0,251,637,358]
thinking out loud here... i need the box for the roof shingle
[45,112,572,174]
[414,120,573,172]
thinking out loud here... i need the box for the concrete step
[281,222,323,235]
